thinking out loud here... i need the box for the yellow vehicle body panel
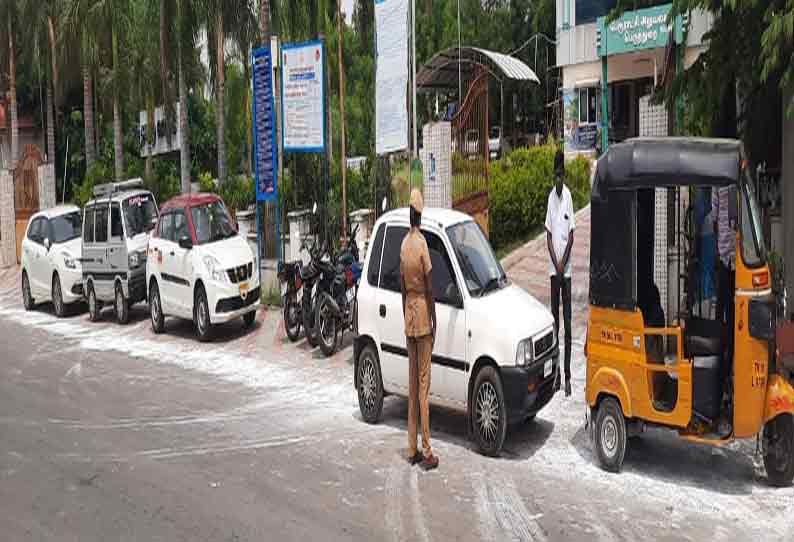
[585,307,692,428]
[764,375,794,424]
[733,247,772,438]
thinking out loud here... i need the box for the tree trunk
[178,43,191,193]
[112,26,124,181]
[8,19,18,171]
[259,0,270,45]
[159,0,170,143]
[46,75,55,165]
[244,60,252,176]
[83,66,96,168]
[216,12,227,185]
[336,0,348,240]
[47,15,60,110]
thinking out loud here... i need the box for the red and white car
[146,193,260,341]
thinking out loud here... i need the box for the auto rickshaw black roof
[588,137,744,312]
[592,137,742,200]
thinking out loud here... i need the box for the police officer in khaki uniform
[400,189,438,471]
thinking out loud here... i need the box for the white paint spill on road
[63,363,82,379]
[475,473,547,542]
[384,465,404,542]
[409,467,431,542]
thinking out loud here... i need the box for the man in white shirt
[545,150,575,397]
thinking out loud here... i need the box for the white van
[354,208,559,456]
[82,179,159,324]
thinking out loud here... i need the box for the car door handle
[379,304,386,318]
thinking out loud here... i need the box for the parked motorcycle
[277,259,303,342]
[315,224,362,357]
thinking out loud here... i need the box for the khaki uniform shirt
[400,229,433,338]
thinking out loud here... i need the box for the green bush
[489,144,591,250]
[74,163,112,208]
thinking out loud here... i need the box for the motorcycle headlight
[204,256,227,283]
[515,338,533,366]
[62,252,77,270]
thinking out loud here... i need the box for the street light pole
[411,0,417,161]
[458,0,461,102]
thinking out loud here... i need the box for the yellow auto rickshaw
[585,137,794,486]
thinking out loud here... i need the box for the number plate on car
[544,359,552,378]
[239,282,249,297]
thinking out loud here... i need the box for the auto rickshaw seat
[685,317,726,358]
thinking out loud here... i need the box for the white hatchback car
[21,205,84,317]
[146,193,260,341]
[354,208,559,456]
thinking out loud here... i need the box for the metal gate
[13,145,42,263]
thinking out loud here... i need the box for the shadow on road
[569,424,758,496]
[372,396,554,461]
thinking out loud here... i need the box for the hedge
[489,144,591,250]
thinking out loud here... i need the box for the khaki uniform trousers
[407,334,433,458]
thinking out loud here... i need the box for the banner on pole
[375,0,409,155]
[252,47,278,202]
[281,40,326,153]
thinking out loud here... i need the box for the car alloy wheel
[357,345,383,423]
[22,272,34,311]
[476,382,500,444]
[87,283,101,322]
[150,282,165,334]
[53,275,64,317]
[195,287,212,342]
[115,283,129,325]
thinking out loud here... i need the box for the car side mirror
[444,282,463,308]
[43,238,51,250]
[178,236,193,250]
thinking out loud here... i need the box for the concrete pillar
[0,169,16,268]
[37,163,56,210]
[784,92,794,316]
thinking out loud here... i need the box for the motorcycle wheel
[302,287,318,347]
[316,296,338,357]
[284,293,302,342]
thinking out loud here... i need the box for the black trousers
[716,260,735,329]
[551,275,572,380]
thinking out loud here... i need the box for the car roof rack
[92,178,145,198]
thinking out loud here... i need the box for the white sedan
[21,205,84,317]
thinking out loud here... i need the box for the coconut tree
[67,0,101,169]
[1,1,20,170]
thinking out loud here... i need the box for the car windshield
[191,200,236,245]
[447,221,506,296]
[741,167,767,267]
[51,212,82,244]
[123,194,158,238]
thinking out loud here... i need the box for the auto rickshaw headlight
[516,339,533,366]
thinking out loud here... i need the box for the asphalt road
[1,301,793,542]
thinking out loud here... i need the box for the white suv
[354,208,558,456]
[21,205,84,317]
[146,193,260,341]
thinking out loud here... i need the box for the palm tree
[260,0,271,44]
[203,1,256,185]
[89,0,131,182]
[1,1,20,170]
[68,0,102,170]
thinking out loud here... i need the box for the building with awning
[556,2,713,155]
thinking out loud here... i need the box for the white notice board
[281,40,326,153]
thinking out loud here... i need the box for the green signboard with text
[597,3,684,57]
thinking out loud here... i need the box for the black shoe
[408,451,423,465]
[420,454,439,471]
[565,379,572,397]
[554,372,561,392]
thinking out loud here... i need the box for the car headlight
[62,252,77,270]
[204,255,227,283]
[516,338,533,366]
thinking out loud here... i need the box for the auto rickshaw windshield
[741,168,767,267]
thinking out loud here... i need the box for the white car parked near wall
[354,207,559,456]
[21,205,84,317]
[146,193,260,341]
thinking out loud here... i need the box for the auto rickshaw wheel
[594,397,627,473]
[764,414,794,488]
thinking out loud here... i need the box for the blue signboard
[252,47,278,202]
